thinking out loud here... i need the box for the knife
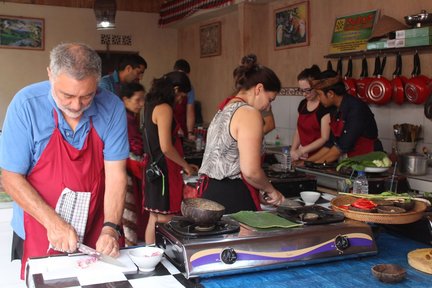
[77,243,125,267]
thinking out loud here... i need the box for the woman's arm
[231,106,283,205]
[153,104,197,175]
[290,129,301,160]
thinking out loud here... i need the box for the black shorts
[11,232,23,261]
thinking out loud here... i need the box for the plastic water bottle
[352,170,369,194]
[281,146,291,172]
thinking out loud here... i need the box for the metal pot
[181,198,225,226]
[399,153,428,176]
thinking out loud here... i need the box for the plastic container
[352,171,369,194]
[280,146,291,171]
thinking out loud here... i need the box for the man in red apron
[308,71,383,163]
[0,43,129,279]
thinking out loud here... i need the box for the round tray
[331,195,427,224]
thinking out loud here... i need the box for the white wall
[0,3,178,128]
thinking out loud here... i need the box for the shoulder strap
[143,126,163,164]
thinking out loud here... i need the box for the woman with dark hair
[290,65,333,161]
[143,71,198,245]
[198,54,285,214]
[308,70,383,163]
[120,82,146,246]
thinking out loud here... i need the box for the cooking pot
[343,57,357,96]
[356,57,372,103]
[366,55,392,105]
[399,153,428,176]
[391,53,406,105]
[181,198,225,226]
[405,52,431,104]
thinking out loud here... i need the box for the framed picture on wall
[274,1,310,50]
[200,21,221,58]
[0,15,45,50]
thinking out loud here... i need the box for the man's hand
[96,226,120,257]
[46,216,79,253]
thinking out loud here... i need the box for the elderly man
[0,43,129,279]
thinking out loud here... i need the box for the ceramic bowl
[128,246,164,272]
[300,191,321,206]
[371,264,406,283]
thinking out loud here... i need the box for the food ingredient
[336,151,392,171]
[351,198,377,210]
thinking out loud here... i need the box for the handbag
[143,126,163,182]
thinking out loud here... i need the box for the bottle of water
[352,170,369,194]
[281,146,291,172]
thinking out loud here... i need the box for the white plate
[364,167,389,173]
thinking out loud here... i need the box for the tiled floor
[0,203,26,288]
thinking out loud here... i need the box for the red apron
[330,114,375,158]
[297,103,321,157]
[173,96,187,136]
[22,110,105,279]
[165,124,184,212]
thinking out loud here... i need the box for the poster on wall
[200,22,221,58]
[329,10,379,53]
[0,15,44,50]
[274,1,310,50]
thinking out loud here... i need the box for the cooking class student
[307,69,383,163]
[290,65,333,161]
[0,43,129,279]
[143,71,199,246]
[198,54,285,213]
[120,82,147,246]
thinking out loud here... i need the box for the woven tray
[331,195,427,224]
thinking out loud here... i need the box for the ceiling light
[94,0,117,30]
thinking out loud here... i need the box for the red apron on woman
[22,110,105,279]
[297,104,321,157]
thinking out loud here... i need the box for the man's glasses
[299,88,313,94]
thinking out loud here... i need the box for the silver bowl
[404,10,432,27]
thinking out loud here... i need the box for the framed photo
[0,15,45,50]
[274,1,309,50]
[200,22,221,58]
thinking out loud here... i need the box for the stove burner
[167,216,240,237]
[277,205,345,225]
[266,170,300,179]
[195,225,215,232]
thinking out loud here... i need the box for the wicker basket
[331,195,427,224]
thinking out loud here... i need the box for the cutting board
[407,248,432,274]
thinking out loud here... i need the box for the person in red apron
[308,70,383,163]
[198,54,285,213]
[142,71,199,245]
[0,43,129,280]
[120,83,148,246]
[291,65,333,161]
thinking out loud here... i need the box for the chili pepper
[351,198,377,210]
[338,205,350,210]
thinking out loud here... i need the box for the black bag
[145,162,162,182]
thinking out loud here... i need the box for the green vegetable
[336,151,392,171]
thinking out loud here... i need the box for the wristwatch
[103,221,123,237]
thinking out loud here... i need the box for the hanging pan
[391,53,406,105]
[405,52,431,104]
[343,57,357,96]
[356,57,373,103]
[366,55,392,105]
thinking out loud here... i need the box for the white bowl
[300,191,321,206]
[128,246,164,272]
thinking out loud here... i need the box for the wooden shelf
[324,45,432,59]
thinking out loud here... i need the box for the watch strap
[103,221,123,237]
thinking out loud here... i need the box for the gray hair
[49,43,101,81]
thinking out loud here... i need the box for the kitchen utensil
[77,243,125,267]
[391,53,406,105]
[371,264,407,283]
[181,198,225,226]
[343,57,357,96]
[399,152,428,175]
[408,248,432,274]
[300,191,321,206]
[424,90,432,119]
[366,55,392,105]
[405,52,431,104]
[356,57,372,102]
[336,57,342,75]
[405,10,432,27]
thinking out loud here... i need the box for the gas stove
[156,212,377,279]
[264,167,317,197]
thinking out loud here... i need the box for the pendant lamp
[94,0,117,30]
